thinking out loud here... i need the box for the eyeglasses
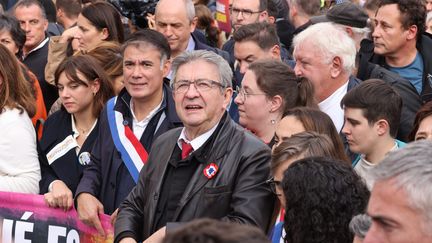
[235,86,266,101]
[266,177,282,196]
[229,7,263,18]
[173,79,225,93]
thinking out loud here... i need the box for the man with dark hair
[357,0,432,103]
[230,21,292,122]
[229,0,268,32]
[13,0,57,112]
[233,22,283,74]
[286,0,321,34]
[282,156,370,243]
[114,50,274,243]
[341,79,405,188]
[75,29,182,235]
[55,0,81,29]
[222,0,269,65]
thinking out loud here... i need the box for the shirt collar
[186,35,196,51]
[129,91,165,124]
[71,114,98,139]
[23,37,49,59]
[177,121,219,152]
[166,36,195,80]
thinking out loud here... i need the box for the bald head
[155,0,196,57]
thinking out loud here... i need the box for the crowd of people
[0,0,432,242]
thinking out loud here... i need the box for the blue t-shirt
[388,52,424,94]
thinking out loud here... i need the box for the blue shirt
[388,52,424,94]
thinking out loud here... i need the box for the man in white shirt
[292,22,357,132]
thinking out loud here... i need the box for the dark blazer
[39,109,98,194]
[22,38,58,112]
[114,113,275,242]
[363,63,421,141]
[75,84,182,214]
[357,34,432,103]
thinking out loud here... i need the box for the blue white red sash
[106,97,148,183]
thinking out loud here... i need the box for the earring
[271,119,276,125]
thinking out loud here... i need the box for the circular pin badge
[78,152,92,165]
[203,163,219,179]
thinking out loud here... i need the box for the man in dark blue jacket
[154,0,230,73]
[75,29,182,235]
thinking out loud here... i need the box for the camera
[109,0,159,28]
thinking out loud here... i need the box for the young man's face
[234,40,279,74]
[342,107,379,155]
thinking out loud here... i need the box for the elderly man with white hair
[114,50,274,243]
[364,140,432,243]
[292,22,358,132]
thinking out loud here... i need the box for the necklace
[76,126,91,137]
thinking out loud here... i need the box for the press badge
[46,135,78,165]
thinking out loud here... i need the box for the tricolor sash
[106,97,148,182]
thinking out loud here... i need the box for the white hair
[171,50,233,89]
[292,22,356,75]
[156,0,195,22]
[370,140,432,235]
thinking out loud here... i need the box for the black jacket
[114,113,275,242]
[39,109,98,194]
[22,38,58,112]
[75,84,182,214]
[357,34,432,103]
[360,63,421,141]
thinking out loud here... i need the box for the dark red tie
[181,141,193,159]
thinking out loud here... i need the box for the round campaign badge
[203,163,219,179]
[78,152,92,165]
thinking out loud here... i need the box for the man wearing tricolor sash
[114,50,275,243]
[74,29,182,235]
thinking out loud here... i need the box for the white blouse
[0,107,41,194]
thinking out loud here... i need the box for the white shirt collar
[71,114,98,153]
[177,122,219,152]
[130,92,164,124]
[23,37,49,59]
[129,92,164,139]
[167,35,195,80]
[186,35,196,51]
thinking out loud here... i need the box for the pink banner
[0,191,114,242]
[216,0,231,33]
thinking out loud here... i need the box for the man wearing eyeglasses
[114,50,275,243]
[222,0,269,63]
